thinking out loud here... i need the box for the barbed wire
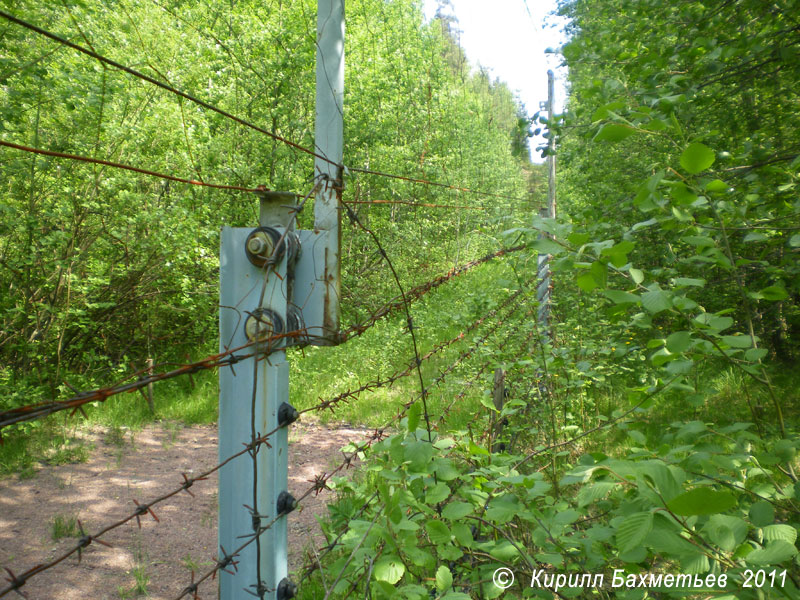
[343,199,485,210]
[0,10,533,205]
[0,139,259,192]
[347,166,528,202]
[340,200,436,443]
[0,10,330,165]
[0,242,529,434]
[0,277,537,598]
[295,299,540,590]
[0,417,285,598]
[0,10,546,598]
[303,280,533,417]
[437,302,539,430]
[341,244,527,340]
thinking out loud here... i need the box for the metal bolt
[244,309,284,343]
[276,491,297,516]
[277,578,297,600]
[244,226,284,267]
[246,233,273,257]
[278,402,299,427]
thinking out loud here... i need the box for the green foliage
[50,514,80,541]
[0,0,532,425]
[303,2,800,597]
[312,419,799,598]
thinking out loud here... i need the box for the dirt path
[0,421,366,599]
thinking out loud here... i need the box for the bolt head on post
[276,491,297,516]
[277,578,297,600]
[244,308,285,344]
[245,226,285,267]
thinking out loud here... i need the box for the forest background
[0,0,798,598]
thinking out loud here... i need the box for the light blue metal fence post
[218,2,343,598]
[314,0,344,342]
[219,193,297,600]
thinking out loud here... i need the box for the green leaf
[746,540,798,566]
[667,488,736,516]
[673,277,705,287]
[704,515,748,551]
[374,556,405,584]
[405,441,434,471]
[442,501,473,520]
[671,183,697,205]
[468,441,489,456]
[479,395,498,412]
[763,524,798,545]
[451,522,473,547]
[595,123,636,142]
[695,313,734,332]
[629,267,644,284]
[487,540,521,561]
[577,272,597,292]
[603,290,640,305]
[433,458,461,481]
[758,286,789,301]
[705,179,727,193]
[436,565,453,592]
[616,511,653,552]
[486,494,521,524]
[577,481,616,507]
[641,290,671,314]
[406,402,421,433]
[790,234,800,247]
[743,232,768,243]
[590,260,608,288]
[680,142,716,174]
[426,482,451,504]
[425,520,452,545]
[568,232,590,246]
[722,335,753,349]
[666,331,692,353]
[530,238,563,255]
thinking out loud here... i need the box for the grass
[50,514,80,541]
[181,553,212,572]
[117,541,150,598]
[289,261,519,429]
[0,425,91,478]
[0,261,541,476]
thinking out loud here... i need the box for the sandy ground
[0,421,366,599]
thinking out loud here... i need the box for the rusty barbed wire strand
[340,200,436,442]
[172,448,385,599]
[0,140,259,192]
[0,240,529,433]
[0,418,286,598]
[317,291,535,455]
[0,10,332,165]
[347,166,529,202]
[341,244,528,341]
[295,292,536,584]
[0,11,534,205]
[343,199,485,210]
[0,330,314,433]
[302,280,534,417]
[0,285,536,597]
[336,286,535,437]
[436,302,539,429]
[3,356,427,599]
